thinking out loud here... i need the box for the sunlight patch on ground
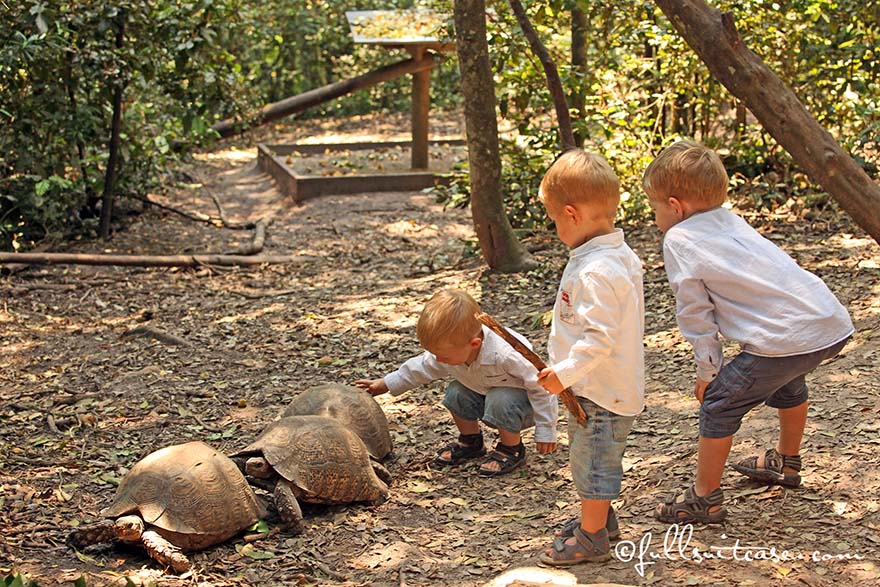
[192,148,256,162]
[483,566,578,587]
[214,303,287,324]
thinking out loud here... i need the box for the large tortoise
[231,415,390,533]
[282,383,393,461]
[68,441,264,573]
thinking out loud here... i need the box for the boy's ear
[563,204,579,222]
[469,336,483,349]
[668,197,688,220]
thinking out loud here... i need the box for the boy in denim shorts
[535,150,645,565]
[644,140,853,524]
[356,288,558,476]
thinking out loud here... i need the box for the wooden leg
[411,52,431,169]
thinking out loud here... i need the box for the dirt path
[2,115,879,587]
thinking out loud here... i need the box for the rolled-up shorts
[442,380,535,433]
[568,397,634,501]
[700,337,849,439]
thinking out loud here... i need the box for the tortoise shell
[103,441,264,550]
[234,415,388,504]
[282,383,393,460]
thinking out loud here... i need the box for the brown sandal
[478,442,525,477]
[433,433,485,467]
[655,485,726,524]
[732,448,802,487]
[539,527,611,566]
[555,506,620,541]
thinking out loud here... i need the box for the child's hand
[536,441,557,454]
[693,377,710,403]
[354,378,389,397]
[537,368,564,395]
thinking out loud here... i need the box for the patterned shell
[103,441,264,547]
[235,415,389,504]
[282,383,393,460]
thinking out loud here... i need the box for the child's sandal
[655,485,726,524]
[432,433,486,467]
[732,448,802,488]
[555,506,620,541]
[478,442,525,477]
[539,527,611,566]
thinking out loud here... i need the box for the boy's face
[648,194,680,233]
[429,337,482,366]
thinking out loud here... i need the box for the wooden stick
[477,312,587,426]
[0,252,304,267]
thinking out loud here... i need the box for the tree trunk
[571,5,588,147]
[454,0,536,272]
[508,0,576,151]
[654,0,880,243]
[98,14,126,239]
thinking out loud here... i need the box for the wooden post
[410,47,431,169]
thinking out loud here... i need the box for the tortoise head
[114,515,145,542]
[245,456,274,479]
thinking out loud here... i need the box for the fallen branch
[131,193,223,227]
[122,325,190,346]
[0,252,305,267]
[235,218,268,255]
[477,312,587,426]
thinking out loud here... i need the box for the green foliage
[444,0,878,227]
[0,0,461,250]
[3,572,41,587]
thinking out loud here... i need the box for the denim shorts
[700,337,849,439]
[442,380,535,433]
[568,398,634,501]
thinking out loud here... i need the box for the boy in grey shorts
[643,140,854,524]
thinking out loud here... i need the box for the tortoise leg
[371,461,392,485]
[67,520,117,549]
[274,480,304,534]
[141,529,192,573]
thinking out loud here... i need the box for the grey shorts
[442,380,535,433]
[700,337,849,438]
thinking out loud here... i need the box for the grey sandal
[555,505,620,541]
[655,485,726,524]
[539,526,611,566]
[732,448,802,488]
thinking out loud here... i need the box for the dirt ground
[2,112,879,587]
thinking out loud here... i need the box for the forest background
[1,0,877,251]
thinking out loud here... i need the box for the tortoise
[282,383,393,460]
[68,441,265,573]
[230,415,390,533]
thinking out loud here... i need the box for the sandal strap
[764,448,802,473]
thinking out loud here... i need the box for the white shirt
[548,229,646,417]
[383,325,559,443]
[664,207,854,381]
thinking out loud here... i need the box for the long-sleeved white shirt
[383,325,559,443]
[664,207,854,381]
[547,229,645,417]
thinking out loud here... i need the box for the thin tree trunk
[654,0,880,243]
[570,5,588,147]
[508,0,576,151]
[98,14,126,239]
[454,0,536,273]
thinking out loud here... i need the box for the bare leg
[695,435,733,506]
[776,402,807,471]
[580,499,610,534]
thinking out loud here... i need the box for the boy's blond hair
[417,288,482,350]
[642,140,728,208]
[539,149,620,219]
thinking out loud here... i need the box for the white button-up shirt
[664,207,854,381]
[383,325,559,443]
[548,229,646,417]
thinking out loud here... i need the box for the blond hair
[642,140,728,208]
[417,288,482,350]
[539,149,620,219]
